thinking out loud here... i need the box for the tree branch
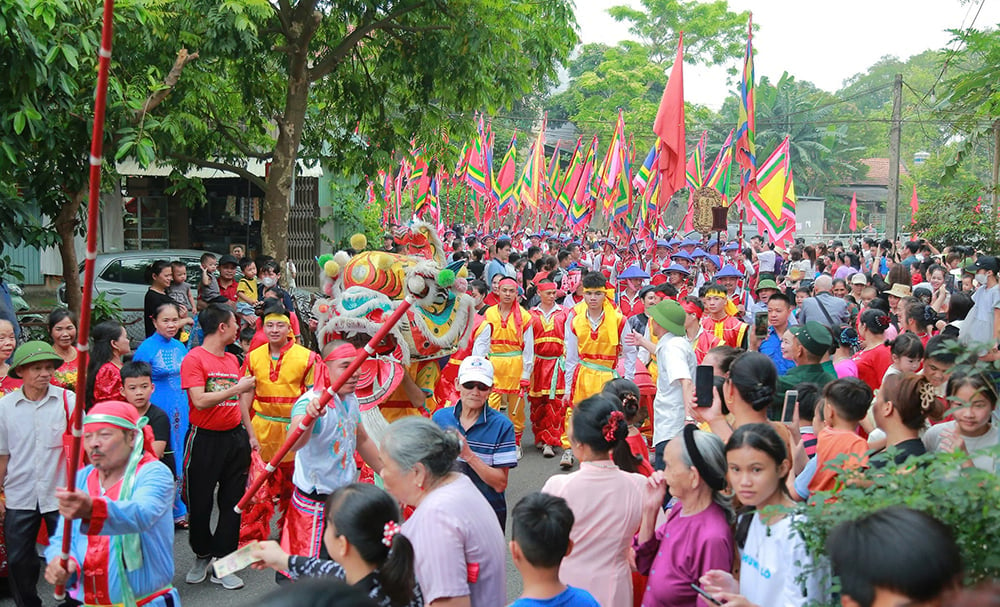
[308,1,429,83]
[134,49,199,122]
[165,153,267,189]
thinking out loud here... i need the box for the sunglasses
[461,382,491,392]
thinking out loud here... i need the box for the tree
[139,0,578,262]
[608,0,750,68]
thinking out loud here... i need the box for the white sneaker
[516,445,523,460]
[559,449,574,469]
[211,572,245,590]
[542,445,555,458]
[185,556,213,584]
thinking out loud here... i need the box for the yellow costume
[475,304,533,443]
[245,341,318,462]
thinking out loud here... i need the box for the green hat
[755,279,780,294]
[9,341,65,378]
[647,300,686,337]
[789,321,834,357]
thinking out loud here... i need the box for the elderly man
[799,275,850,329]
[432,356,517,531]
[775,321,838,407]
[0,342,76,607]
[44,401,178,607]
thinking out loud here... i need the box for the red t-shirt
[218,279,238,302]
[181,346,242,431]
[853,344,892,391]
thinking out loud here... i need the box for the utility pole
[886,73,903,243]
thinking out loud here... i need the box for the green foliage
[90,292,125,325]
[608,0,750,69]
[790,447,1000,601]
[323,173,383,250]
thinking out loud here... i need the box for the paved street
[1,426,572,606]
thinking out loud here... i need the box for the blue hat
[706,237,720,247]
[670,250,694,262]
[722,241,740,252]
[663,262,690,276]
[704,254,722,269]
[655,239,670,249]
[715,265,744,279]
[618,265,650,280]
[679,238,699,248]
[667,237,681,247]
[691,248,707,259]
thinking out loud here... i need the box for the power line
[919,0,987,105]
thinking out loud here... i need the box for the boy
[120,360,172,473]
[509,492,599,607]
[807,377,872,495]
[168,261,197,340]
[198,252,220,310]
[237,257,259,321]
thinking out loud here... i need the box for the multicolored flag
[494,133,518,218]
[652,34,687,209]
[556,138,585,218]
[597,110,627,214]
[465,115,490,196]
[517,121,547,213]
[734,17,758,224]
[568,138,598,232]
[704,129,735,205]
[632,141,658,194]
[754,137,791,240]
[682,130,708,232]
[545,139,562,210]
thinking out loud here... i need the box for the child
[924,369,999,473]
[120,361,172,473]
[237,258,259,322]
[236,325,256,364]
[251,483,422,607]
[167,261,196,341]
[808,378,873,495]
[197,252,219,309]
[509,492,600,607]
[794,382,821,460]
[881,333,924,383]
[602,378,653,476]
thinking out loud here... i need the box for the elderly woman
[633,425,734,607]
[380,416,507,607]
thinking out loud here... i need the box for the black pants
[4,507,58,607]
[183,425,250,559]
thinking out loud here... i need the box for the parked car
[57,249,219,311]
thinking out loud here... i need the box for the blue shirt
[510,586,601,607]
[432,402,516,530]
[759,326,796,376]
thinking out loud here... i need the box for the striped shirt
[432,402,517,530]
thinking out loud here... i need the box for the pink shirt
[542,462,644,607]
[633,503,734,607]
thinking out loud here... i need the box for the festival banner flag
[910,184,919,225]
[556,137,585,218]
[682,130,708,232]
[494,133,518,218]
[632,141,658,194]
[568,137,598,232]
[774,166,797,243]
[754,137,791,239]
[704,129,735,206]
[517,120,547,214]
[734,17,759,222]
[545,139,562,210]
[597,110,627,214]
[465,116,490,196]
[653,34,687,209]
[849,192,858,231]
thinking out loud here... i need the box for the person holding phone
[754,293,796,376]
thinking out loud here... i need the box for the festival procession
[2,0,1000,606]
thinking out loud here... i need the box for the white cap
[457,356,494,387]
[850,273,868,285]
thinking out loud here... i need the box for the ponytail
[379,533,417,606]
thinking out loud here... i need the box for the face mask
[915,254,925,262]
[261,276,277,288]
[975,272,987,286]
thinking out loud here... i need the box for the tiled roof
[856,158,909,186]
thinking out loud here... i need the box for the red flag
[849,193,857,231]
[653,34,686,210]
[910,184,919,225]
[975,197,983,214]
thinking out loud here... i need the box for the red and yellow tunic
[476,305,532,394]
[568,301,625,404]
[694,328,723,363]
[244,342,318,462]
[436,314,484,408]
[529,306,567,399]
[619,292,645,318]
[701,314,749,350]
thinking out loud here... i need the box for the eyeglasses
[461,382,491,392]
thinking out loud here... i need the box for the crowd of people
[0,224,997,607]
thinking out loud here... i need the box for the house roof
[855,158,909,186]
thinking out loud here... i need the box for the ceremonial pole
[54,0,115,600]
[235,290,420,513]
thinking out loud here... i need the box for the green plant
[90,292,125,326]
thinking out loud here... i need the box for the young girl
[881,332,924,383]
[252,483,423,607]
[85,320,130,410]
[923,370,999,474]
[701,423,825,607]
[602,378,653,477]
[832,326,861,379]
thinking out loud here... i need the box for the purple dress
[633,501,734,607]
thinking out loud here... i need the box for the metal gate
[289,177,320,290]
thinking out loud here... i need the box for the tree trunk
[56,189,84,317]
[261,12,316,263]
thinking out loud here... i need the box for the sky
[575,0,1000,109]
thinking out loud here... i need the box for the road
[1,426,571,606]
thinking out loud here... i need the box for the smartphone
[754,311,768,336]
[690,583,722,606]
[695,365,715,408]
[782,390,799,423]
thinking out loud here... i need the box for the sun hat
[647,300,687,337]
[885,283,912,298]
[9,341,65,378]
[715,265,744,279]
[663,262,690,276]
[618,265,650,280]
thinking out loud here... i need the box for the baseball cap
[850,273,868,285]
[458,356,494,387]
[218,254,239,267]
[974,256,999,273]
[790,321,834,357]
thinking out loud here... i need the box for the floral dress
[51,356,79,390]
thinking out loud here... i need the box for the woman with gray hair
[632,424,734,607]
[380,416,507,607]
